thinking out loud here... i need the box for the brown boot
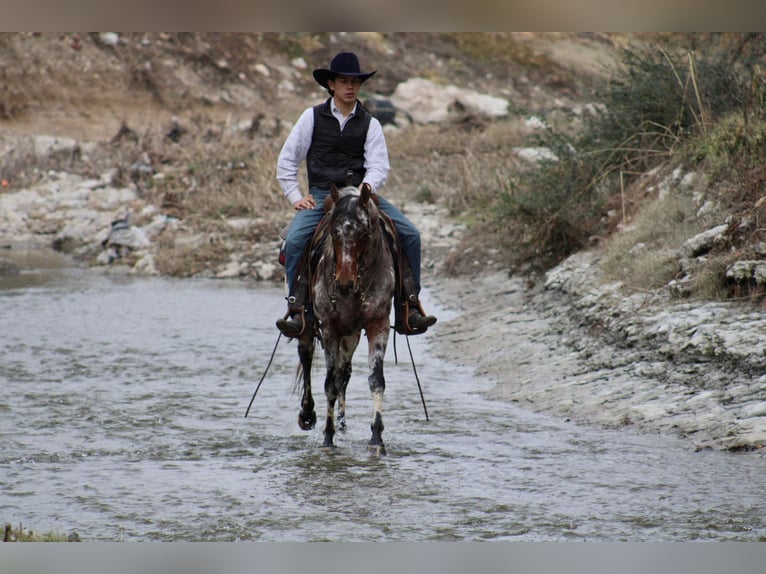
[277,257,312,337]
[407,304,437,332]
[276,310,305,337]
[395,295,437,335]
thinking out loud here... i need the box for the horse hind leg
[297,330,316,430]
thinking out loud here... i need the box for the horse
[295,182,396,455]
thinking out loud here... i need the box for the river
[1,250,764,541]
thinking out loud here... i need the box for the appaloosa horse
[295,183,396,455]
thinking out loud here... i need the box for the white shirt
[276,100,390,206]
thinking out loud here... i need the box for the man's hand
[292,195,316,211]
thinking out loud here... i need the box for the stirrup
[394,299,436,335]
[276,306,306,337]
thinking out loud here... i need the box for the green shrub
[499,34,766,270]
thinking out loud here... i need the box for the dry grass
[3,522,76,542]
[385,116,531,275]
[693,256,732,300]
[600,185,716,292]
[153,239,231,278]
[448,33,555,74]
[387,117,527,216]
[107,117,285,215]
[599,109,766,299]
[140,111,531,278]
[88,115,290,276]
[0,106,290,278]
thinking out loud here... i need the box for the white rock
[253,63,270,76]
[726,260,766,284]
[679,224,729,258]
[216,259,242,278]
[740,402,766,418]
[390,78,508,124]
[513,147,558,162]
[696,200,719,218]
[524,115,547,130]
[225,217,254,230]
[254,261,277,280]
[99,32,120,46]
[131,253,159,275]
[34,135,78,158]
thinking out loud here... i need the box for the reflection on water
[1,260,765,541]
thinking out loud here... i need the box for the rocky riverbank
[429,253,766,452]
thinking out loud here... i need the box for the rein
[351,237,385,301]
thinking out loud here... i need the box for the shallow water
[1,257,765,541]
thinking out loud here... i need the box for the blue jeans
[284,187,422,295]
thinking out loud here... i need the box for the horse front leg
[366,318,390,456]
[297,329,316,430]
[322,358,339,448]
[337,332,359,433]
[323,333,359,448]
[337,362,352,430]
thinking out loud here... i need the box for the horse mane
[323,185,361,213]
[329,192,358,218]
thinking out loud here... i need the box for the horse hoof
[298,412,316,431]
[368,443,386,456]
[338,416,346,430]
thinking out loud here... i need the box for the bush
[498,34,766,271]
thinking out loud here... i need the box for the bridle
[326,197,383,308]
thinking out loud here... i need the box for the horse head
[327,183,377,296]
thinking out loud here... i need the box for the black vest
[307,98,372,189]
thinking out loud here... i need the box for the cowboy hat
[312,52,376,89]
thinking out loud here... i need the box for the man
[275,51,437,337]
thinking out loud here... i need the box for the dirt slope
[1,32,615,142]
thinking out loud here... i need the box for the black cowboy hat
[312,52,376,89]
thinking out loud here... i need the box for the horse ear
[324,184,338,213]
[360,183,371,207]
